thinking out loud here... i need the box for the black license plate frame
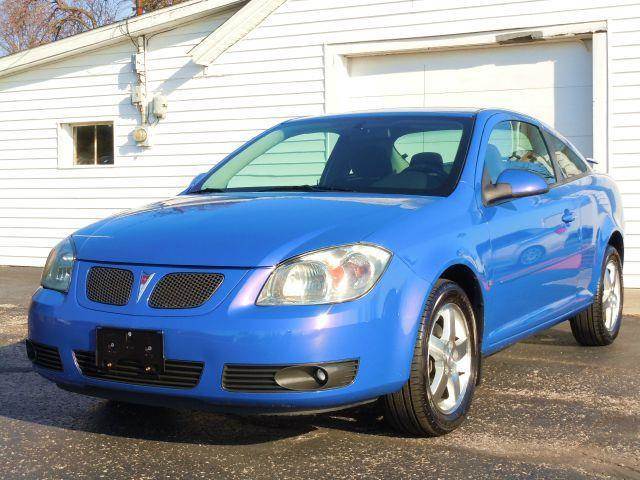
[96,327,165,374]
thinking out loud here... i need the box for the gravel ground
[1,266,639,480]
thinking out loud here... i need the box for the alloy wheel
[603,259,622,332]
[427,303,472,414]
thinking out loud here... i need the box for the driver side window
[484,121,556,185]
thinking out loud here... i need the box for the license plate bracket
[96,328,165,374]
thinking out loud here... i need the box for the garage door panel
[345,40,593,156]
[348,71,425,98]
[427,66,591,93]
[349,94,425,110]
[566,135,592,157]
[426,64,567,94]
[552,89,593,144]
[429,42,591,88]
[424,87,556,110]
[349,51,425,76]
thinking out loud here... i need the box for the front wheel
[570,245,623,346]
[383,279,479,436]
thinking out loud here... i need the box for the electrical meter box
[153,95,168,120]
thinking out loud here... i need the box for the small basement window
[73,123,114,165]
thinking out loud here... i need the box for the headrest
[484,144,505,183]
[410,152,444,172]
[485,144,503,163]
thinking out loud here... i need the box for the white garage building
[0,0,639,283]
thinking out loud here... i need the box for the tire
[383,279,479,437]
[570,245,623,346]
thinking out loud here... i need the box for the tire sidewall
[418,281,478,431]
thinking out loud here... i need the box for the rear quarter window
[544,132,589,179]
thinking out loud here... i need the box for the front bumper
[27,257,428,413]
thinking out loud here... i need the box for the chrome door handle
[562,210,576,224]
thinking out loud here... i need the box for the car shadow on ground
[0,339,396,446]
[0,325,587,447]
[517,326,578,346]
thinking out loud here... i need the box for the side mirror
[484,169,549,205]
[181,172,207,195]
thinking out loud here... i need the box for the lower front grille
[74,351,204,389]
[222,360,359,393]
[223,365,284,392]
[26,340,63,371]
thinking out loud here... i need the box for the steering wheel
[508,150,540,163]
[507,151,522,161]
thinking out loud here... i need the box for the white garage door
[346,41,593,157]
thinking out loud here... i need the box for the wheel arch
[608,230,624,263]
[590,221,625,295]
[439,263,485,355]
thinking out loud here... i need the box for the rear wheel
[570,245,623,346]
[383,279,478,436]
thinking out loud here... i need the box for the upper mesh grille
[149,273,224,309]
[86,267,134,306]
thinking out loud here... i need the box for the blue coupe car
[28,109,624,436]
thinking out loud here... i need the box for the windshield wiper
[194,185,358,194]
[249,185,358,193]
[193,188,226,194]
[311,186,358,192]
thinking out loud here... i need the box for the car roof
[275,108,585,159]
[282,108,535,124]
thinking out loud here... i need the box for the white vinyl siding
[0,0,639,287]
[0,11,239,266]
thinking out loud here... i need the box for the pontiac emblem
[137,272,155,302]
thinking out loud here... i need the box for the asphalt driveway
[1,266,639,479]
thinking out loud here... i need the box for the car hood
[72,193,435,267]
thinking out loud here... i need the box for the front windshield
[198,115,475,197]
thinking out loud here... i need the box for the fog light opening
[314,367,328,386]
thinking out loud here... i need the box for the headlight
[257,244,392,306]
[41,237,76,293]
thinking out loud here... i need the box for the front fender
[366,182,490,354]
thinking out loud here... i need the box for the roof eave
[0,0,246,79]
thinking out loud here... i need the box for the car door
[479,115,583,349]
[543,129,598,300]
